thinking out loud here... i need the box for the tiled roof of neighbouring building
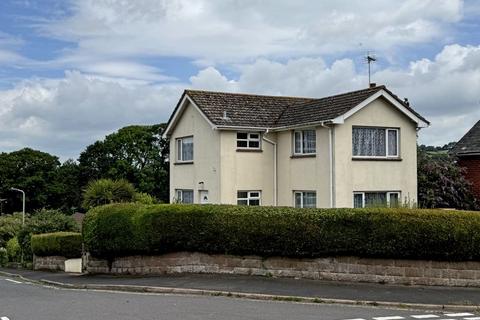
[452,120,480,156]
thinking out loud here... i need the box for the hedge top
[82,203,480,261]
[31,231,82,258]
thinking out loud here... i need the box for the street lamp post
[10,188,25,225]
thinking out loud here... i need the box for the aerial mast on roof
[364,51,377,87]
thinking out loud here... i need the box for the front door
[199,190,209,204]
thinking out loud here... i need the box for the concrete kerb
[1,270,479,313]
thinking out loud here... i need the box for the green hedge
[82,203,480,261]
[31,232,82,258]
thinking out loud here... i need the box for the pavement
[1,267,480,311]
[1,274,479,320]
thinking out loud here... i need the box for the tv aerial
[364,52,377,86]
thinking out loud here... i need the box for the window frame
[237,190,262,206]
[353,191,401,208]
[352,127,399,159]
[175,189,194,204]
[293,191,317,208]
[236,132,261,150]
[176,135,194,163]
[293,129,316,155]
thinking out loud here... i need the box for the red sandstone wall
[459,156,480,200]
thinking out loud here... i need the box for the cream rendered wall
[169,102,220,204]
[333,97,418,207]
[276,127,331,208]
[219,131,276,205]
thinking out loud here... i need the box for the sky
[0,0,479,160]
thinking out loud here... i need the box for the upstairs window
[176,136,193,162]
[294,191,316,208]
[237,191,261,206]
[237,132,261,149]
[352,127,398,158]
[293,129,316,155]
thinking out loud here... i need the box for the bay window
[352,127,399,158]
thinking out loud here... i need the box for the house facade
[451,120,480,200]
[164,85,429,208]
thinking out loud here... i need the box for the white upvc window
[176,136,193,162]
[237,132,261,149]
[294,191,316,208]
[237,191,261,206]
[293,129,316,155]
[352,127,399,158]
[353,191,400,208]
[175,189,194,204]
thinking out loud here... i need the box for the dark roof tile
[451,120,480,156]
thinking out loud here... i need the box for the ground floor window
[294,191,316,208]
[353,191,400,208]
[176,189,194,204]
[237,191,261,206]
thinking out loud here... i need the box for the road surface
[0,276,478,320]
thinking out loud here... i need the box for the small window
[175,189,194,204]
[293,129,316,155]
[353,191,401,208]
[237,191,261,206]
[176,136,193,162]
[237,132,261,149]
[352,127,399,158]
[294,191,316,208]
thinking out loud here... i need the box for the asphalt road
[0,276,478,320]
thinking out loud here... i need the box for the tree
[417,146,479,210]
[0,148,61,213]
[78,124,169,202]
[82,179,137,210]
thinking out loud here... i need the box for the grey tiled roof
[451,120,480,156]
[177,85,428,130]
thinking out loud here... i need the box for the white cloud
[1,43,479,160]
[40,0,463,65]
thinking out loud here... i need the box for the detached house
[163,84,429,208]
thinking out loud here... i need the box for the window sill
[236,148,263,153]
[174,161,194,165]
[291,154,316,159]
[352,157,402,161]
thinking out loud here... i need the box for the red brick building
[451,120,480,200]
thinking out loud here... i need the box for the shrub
[0,214,23,247]
[17,209,79,261]
[83,204,480,261]
[31,232,82,258]
[0,248,7,267]
[82,179,137,209]
[134,192,157,205]
[6,237,21,262]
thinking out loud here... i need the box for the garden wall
[33,255,66,271]
[84,252,480,287]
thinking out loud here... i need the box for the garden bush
[6,237,21,262]
[17,209,79,260]
[31,232,82,258]
[0,213,23,247]
[82,178,137,210]
[83,203,480,261]
[0,248,7,266]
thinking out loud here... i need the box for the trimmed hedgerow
[31,232,82,258]
[82,203,480,261]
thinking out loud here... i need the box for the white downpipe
[321,123,334,208]
[263,130,277,206]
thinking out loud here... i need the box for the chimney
[369,82,376,88]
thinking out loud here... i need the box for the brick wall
[459,156,480,199]
[33,255,66,271]
[84,252,480,287]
